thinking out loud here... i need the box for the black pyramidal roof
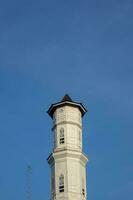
[47,94,87,118]
[61,94,72,102]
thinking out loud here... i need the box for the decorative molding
[47,150,88,165]
[52,121,82,131]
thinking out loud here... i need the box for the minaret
[47,94,88,200]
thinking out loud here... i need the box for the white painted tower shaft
[47,95,88,200]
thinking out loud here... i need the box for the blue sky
[0,0,133,199]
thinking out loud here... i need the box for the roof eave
[47,101,87,118]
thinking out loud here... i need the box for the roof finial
[61,94,72,102]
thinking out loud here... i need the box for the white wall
[48,105,88,200]
[53,106,83,152]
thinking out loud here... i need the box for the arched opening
[59,174,64,192]
[60,128,65,144]
[82,178,85,196]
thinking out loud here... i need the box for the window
[54,130,57,148]
[60,128,65,144]
[59,108,64,113]
[51,177,54,192]
[82,188,85,196]
[59,108,64,121]
[53,112,56,124]
[59,174,64,192]
[79,131,81,141]
[79,131,81,148]
[79,112,81,121]
[82,178,85,196]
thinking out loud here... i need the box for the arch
[58,108,65,121]
[82,178,85,196]
[59,174,64,192]
[53,112,56,123]
[51,177,55,192]
[54,129,57,148]
[60,128,65,144]
[59,108,64,113]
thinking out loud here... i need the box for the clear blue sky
[0,0,133,200]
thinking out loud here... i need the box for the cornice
[47,101,87,119]
[47,149,88,165]
[52,120,82,131]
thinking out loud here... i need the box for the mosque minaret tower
[47,94,88,200]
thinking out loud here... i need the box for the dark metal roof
[47,94,87,118]
[61,94,72,102]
